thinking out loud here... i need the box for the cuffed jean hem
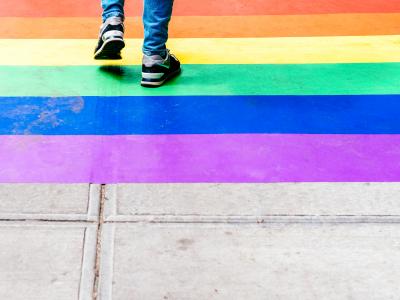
[102,11,125,22]
[142,48,168,57]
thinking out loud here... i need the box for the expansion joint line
[92,184,106,300]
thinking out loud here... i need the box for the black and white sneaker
[141,50,181,87]
[94,16,125,60]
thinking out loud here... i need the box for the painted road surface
[1,0,400,182]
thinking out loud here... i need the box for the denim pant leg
[142,0,174,56]
[102,0,125,22]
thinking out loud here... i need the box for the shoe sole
[141,68,182,88]
[94,38,125,60]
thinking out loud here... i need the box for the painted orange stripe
[1,0,400,17]
[2,14,400,39]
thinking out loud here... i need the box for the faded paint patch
[1,97,85,134]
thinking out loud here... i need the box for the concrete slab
[99,223,400,300]
[0,184,100,221]
[105,183,400,222]
[0,222,97,300]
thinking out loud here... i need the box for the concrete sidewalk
[1,183,400,299]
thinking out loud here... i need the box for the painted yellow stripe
[1,36,400,66]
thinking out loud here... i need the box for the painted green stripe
[1,63,400,96]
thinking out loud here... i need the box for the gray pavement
[1,183,400,299]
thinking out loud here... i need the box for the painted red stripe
[1,0,400,17]
[1,134,399,183]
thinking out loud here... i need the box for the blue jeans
[101,0,173,56]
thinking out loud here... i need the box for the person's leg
[94,0,125,59]
[102,0,125,22]
[142,0,173,57]
[141,0,181,87]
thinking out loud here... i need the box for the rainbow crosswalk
[1,0,400,183]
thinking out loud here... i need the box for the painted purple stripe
[1,134,400,183]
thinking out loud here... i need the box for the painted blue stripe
[1,95,400,135]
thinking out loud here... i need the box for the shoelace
[169,52,179,62]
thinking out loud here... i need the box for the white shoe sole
[141,68,182,87]
[94,38,125,60]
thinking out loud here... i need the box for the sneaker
[94,16,125,60]
[141,50,181,87]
